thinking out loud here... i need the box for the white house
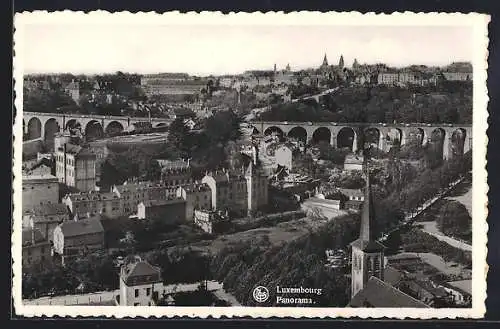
[118,256,163,306]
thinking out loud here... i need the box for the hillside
[259,82,472,124]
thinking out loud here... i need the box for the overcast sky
[21,24,473,76]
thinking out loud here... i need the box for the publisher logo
[252,286,270,303]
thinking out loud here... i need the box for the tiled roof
[141,198,185,208]
[122,258,162,285]
[22,174,58,182]
[339,188,364,198]
[384,266,404,286]
[22,228,47,246]
[59,217,104,237]
[69,191,120,202]
[413,280,449,298]
[181,183,211,193]
[445,280,472,296]
[349,277,429,308]
[29,203,69,218]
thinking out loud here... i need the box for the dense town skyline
[21,25,473,76]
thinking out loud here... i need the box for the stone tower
[339,55,345,69]
[350,159,385,299]
[353,58,359,69]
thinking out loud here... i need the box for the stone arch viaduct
[250,121,472,160]
[23,111,173,145]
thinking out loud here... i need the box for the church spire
[339,54,344,69]
[359,160,376,242]
[322,53,328,66]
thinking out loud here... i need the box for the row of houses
[377,71,472,86]
[22,161,270,267]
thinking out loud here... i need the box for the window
[135,289,139,297]
[146,288,151,296]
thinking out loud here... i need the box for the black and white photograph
[12,11,489,318]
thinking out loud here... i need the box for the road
[213,288,241,306]
[23,281,226,306]
[400,252,472,279]
[447,183,473,217]
[291,87,340,103]
[419,221,472,252]
[380,177,465,242]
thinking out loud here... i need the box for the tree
[167,118,192,158]
[437,201,472,238]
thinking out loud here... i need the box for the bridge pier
[442,137,451,160]
[352,130,358,153]
[329,131,336,147]
[464,137,472,154]
[400,130,407,146]
[378,133,386,152]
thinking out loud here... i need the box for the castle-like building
[201,162,268,217]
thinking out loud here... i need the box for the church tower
[339,55,345,69]
[350,159,385,299]
[322,53,329,67]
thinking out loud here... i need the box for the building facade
[193,209,229,234]
[112,181,179,215]
[22,228,51,270]
[176,183,212,221]
[22,174,60,213]
[52,216,105,265]
[55,144,97,192]
[63,191,124,219]
[136,198,186,223]
[25,203,70,242]
[201,163,268,216]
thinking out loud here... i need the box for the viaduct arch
[22,111,173,145]
[251,121,472,160]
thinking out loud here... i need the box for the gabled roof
[121,258,162,285]
[349,277,429,308]
[59,217,104,237]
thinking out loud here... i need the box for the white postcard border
[12,10,490,319]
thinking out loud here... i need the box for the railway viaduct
[250,121,472,160]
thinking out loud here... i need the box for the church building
[348,160,429,308]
